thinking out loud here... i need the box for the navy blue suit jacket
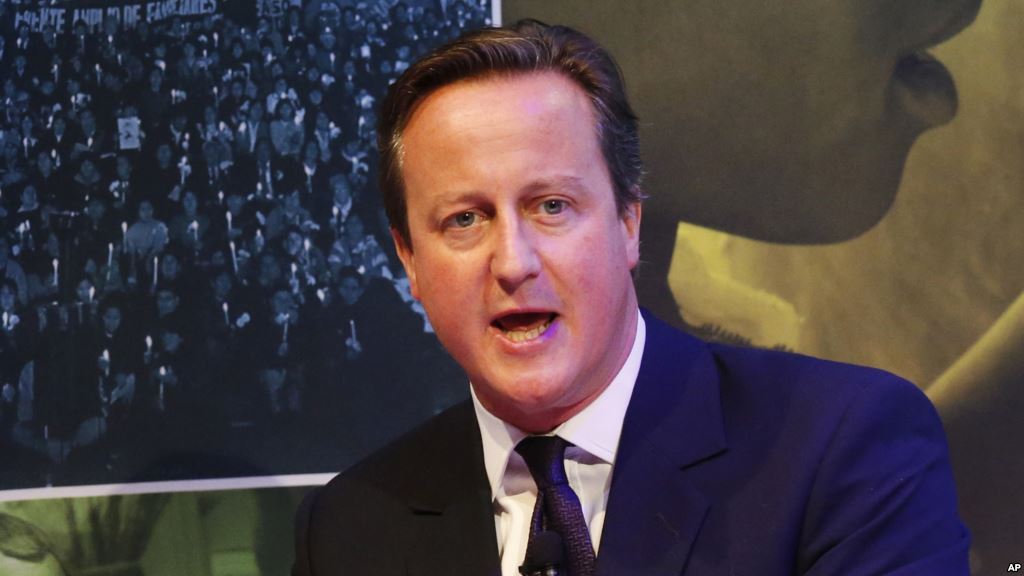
[293,312,969,575]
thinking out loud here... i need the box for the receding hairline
[389,69,605,195]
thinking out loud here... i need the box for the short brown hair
[378,19,644,249]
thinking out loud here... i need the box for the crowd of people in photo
[0,0,491,487]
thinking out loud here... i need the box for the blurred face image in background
[504,0,985,319]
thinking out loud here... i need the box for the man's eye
[451,212,478,228]
[541,199,566,215]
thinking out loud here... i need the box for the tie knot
[515,435,570,490]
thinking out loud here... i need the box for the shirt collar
[472,311,646,500]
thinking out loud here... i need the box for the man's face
[272,291,296,316]
[21,186,37,207]
[79,111,95,133]
[76,280,93,303]
[161,255,180,279]
[332,179,351,205]
[277,100,294,119]
[103,307,122,334]
[227,195,244,215]
[161,330,182,352]
[320,32,336,50]
[156,290,178,317]
[345,215,365,244]
[338,276,363,306]
[394,72,642,431]
[249,103,264,123]
[183,192,198,214]
[37,153,52,174]
[506,0,981,242]
[138,201,154,222]
[78,159,97,181]
[286,231,302,254]
[310,89,324,107]
[156,145,171,167]
[304,141,319,163]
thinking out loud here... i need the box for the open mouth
[492,312,557,343]
[890,0,981,130]
[892,50,958,129]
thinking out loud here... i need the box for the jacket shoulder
[309,400,478,510]
[643,316,968,574]
[294,401,481,575]
[644,309,922,417]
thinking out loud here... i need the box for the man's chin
[651,146,910,245]
[474,382,579,432]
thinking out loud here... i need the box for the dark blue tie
[516,436,597,576]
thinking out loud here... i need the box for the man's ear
[622,199,642,270]
[390,227,419,300]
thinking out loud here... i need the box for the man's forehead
[404,71,593,139]
[399,72,605,206]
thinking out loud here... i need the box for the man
[125,200,169,260]
[293,21,968,575]
[0,238,28,307]
[234,100,271,159]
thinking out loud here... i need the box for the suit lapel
[404,402,501,576]
[597,313,727,576]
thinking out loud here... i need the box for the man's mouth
[892,50,958,129]
[890,0,981,129]
[492,312,557,343]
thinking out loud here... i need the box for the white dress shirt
[472,313,646,576]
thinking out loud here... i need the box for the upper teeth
[503,317,552,343]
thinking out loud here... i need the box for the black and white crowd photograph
[0,0,495,490]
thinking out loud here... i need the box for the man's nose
[490,216,541,291]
